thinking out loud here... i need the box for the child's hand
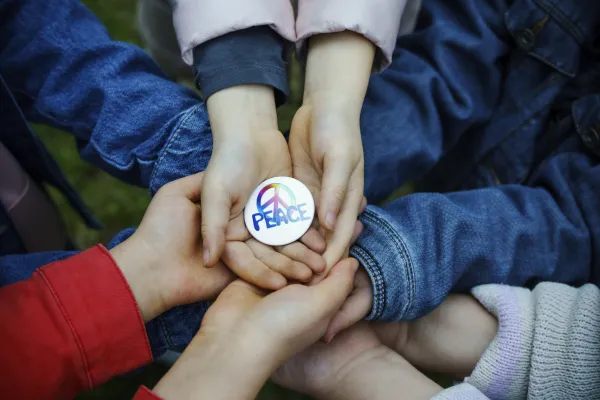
[291,32,374,275]
[110,172,235,323]
[373,294,498,380]
[274,322,442,400]
[324,265,373,342]
[153,259,359,400]
[201,85,292,267]
[290,104,364,274]
[220,213,327,290]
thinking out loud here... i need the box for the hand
[219,213,328,290]
[200,85,292,267]
[292,32,374,275]
[152,258,359,400]
[324,265,373,342]
[373,294,498,379]
[274,322,442,400]
[110,172,235,323]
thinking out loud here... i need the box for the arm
[361,0,510,203]
[0,246,152,400]
[0,0,210,194]
[467,283,600,399]
[296,0,408,71]
[351,151,597,322]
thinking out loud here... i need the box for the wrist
[154,329,277,399]
[109,238,165,323]
[207,84,279,141]
[304,31,375,114]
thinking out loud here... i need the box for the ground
[39,0,305,398]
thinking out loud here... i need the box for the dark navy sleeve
[193,26,290,106]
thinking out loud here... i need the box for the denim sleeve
[360,0,511,203]
[193,26,289,106]
[351,151,597,322]
[0,0,212,195]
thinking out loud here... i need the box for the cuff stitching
[351,244,385,320]
[361,209,415,319]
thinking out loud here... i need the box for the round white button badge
[244,177,315,246]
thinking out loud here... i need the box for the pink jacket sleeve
[296,0,412,71]
[170,0,296,65]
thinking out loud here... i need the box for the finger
[319,156,354,230]
[322,170,364,270]
[200,179,230,267]
[247,240,313,282]
[360,196,367,214]
[323,286,372,343]
[299,227,326,254]
[159,172,204,202]
[350,220,364,246]
[225,214,251,241]
[310,258,359,314]
[275,241,327,274]
[222,241,287,290]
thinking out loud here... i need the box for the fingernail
[203,248,210,265]
[325,212,337,230]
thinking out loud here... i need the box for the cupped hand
[153,258,360,400]
[200,85,293,267]
[290,104,364,274]
[219,213,327,290]
[199,258,360,364]
[110,172,235,322]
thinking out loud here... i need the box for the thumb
[311,258,359,314]
[320,156,353,230]
[158,172,204,202]
[200,180,231,267]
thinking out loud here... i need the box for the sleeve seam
[36,269,94,390]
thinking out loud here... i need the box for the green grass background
[38,0,305,398]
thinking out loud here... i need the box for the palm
[136,194,234,307]
[273,323,382,397]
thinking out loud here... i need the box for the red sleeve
[134,386,163,399]
[0,245,152,400]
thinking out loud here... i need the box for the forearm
[468,283,600,399]
[0,247,152,399]
[352,174,593,322]
[153,332,277,400]
[303,31,375,115]
[0,0,210,193]
[324,346,442,400]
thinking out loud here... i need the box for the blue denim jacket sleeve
[352,151,596,322]
[194,26,289,105]
[360,0,510,203]
[0,0,213,195]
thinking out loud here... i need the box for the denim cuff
[350,206,415,321]
[149,103,213,196]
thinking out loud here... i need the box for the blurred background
[39,0,305,398]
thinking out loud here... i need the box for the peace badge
[243,177,315,246]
